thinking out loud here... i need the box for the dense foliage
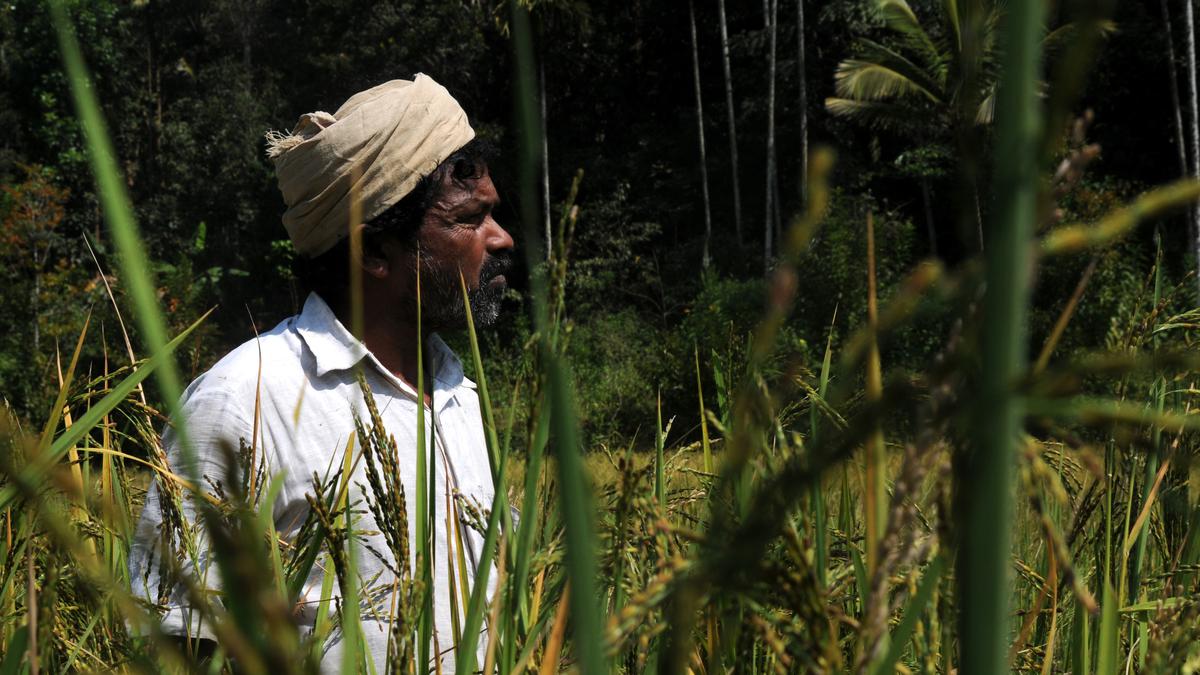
[0,0,1187,442]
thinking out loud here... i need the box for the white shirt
[128,292,497,673]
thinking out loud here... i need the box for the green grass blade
[454,456,506,675]
[413,258,434,671]
[1131,232,1165,601]
[695,346,712,474]
[869,554,945,675]
[810,306,837,587]
[513,396,550,627]
[1095,580,1118,674]
[0,310,210,512]
[47,0,196,476]
[310,552,338,663]
[458,271,512,531]
[510,3,606,673]
[656,389,667,509]
[1068,597,1090,675]
[60,610,103,672]
[864,212,886,578]
[256,474,289,597]
[0,625,28,675]
[36,312,89,457]
[545,353,605,673]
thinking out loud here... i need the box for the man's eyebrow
[465,195,499,211]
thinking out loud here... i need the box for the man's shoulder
[184,315,307,404]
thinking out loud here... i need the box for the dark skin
[354,167,513,405]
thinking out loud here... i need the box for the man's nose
[486,218,515,253]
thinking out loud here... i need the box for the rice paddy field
[11,0,1200,673]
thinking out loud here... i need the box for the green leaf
[870,555,945,675]
[1096,580,1118,674]
[0,625,29,675]
[1069,597,1090,675]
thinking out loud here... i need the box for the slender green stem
[511,5,606,673]
[1131,232,1165,599]
[47,0,198,477]
[415,260,433,672]
[695,348,712,475]
[656,390,667,509]
[957,0,1044,670]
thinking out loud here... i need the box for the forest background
[0,0,1188,447]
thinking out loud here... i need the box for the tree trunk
[964,176,984,252]
[973,180,984,253]
[764,0,778,271]
[541,62,552,260]
[773,156,783,243]
[1185,0,1200,298]
[32,263,40,358]
[797,0,808,205]
[1164,0,1189,182]
[689,0,713,269]
[921,177,938,256]
[1163,0,1193,279]
[717,0,743,242]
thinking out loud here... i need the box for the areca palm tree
[827,0,1000,131]
[826,0,1108,255]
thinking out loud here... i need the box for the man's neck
[328,293,433,403]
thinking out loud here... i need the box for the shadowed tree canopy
[0,0,1188,442]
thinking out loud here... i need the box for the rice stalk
[955,0,1045,669]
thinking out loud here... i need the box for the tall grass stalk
[46,0,197,476]
[414,260,434,673]
[695,347,713,475]
[510,4,606,673]
[455,270,512,673]
[864,211,886,577]
[1130,231,1165,600]
[957,0,1044,671]
[656,390,667,508]
[809,306,836,587]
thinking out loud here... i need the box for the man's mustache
[479,252,513,283]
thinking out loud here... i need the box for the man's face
[385,166,514,330]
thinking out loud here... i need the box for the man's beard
[417,252,511,331]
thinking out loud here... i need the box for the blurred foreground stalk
[956,0,1044,671]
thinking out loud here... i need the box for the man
[128,74,513,672]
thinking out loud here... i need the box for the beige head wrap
[266,74,475,258]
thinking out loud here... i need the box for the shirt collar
[429,334,476,391]
[294,293,477,397]
[295,292,370,377]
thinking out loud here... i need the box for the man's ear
[354,226,390,279]
[361,251,389,279]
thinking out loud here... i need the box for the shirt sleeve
[127,381,260,640]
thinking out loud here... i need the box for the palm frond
[835,53,936,106]
[1043,20,1117,58]
[975,86,995,125]
[824,97,938,133]
[877,0,944,71]
[942,0,962,53]
[835,61,929,102]
[856,39,948,99]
